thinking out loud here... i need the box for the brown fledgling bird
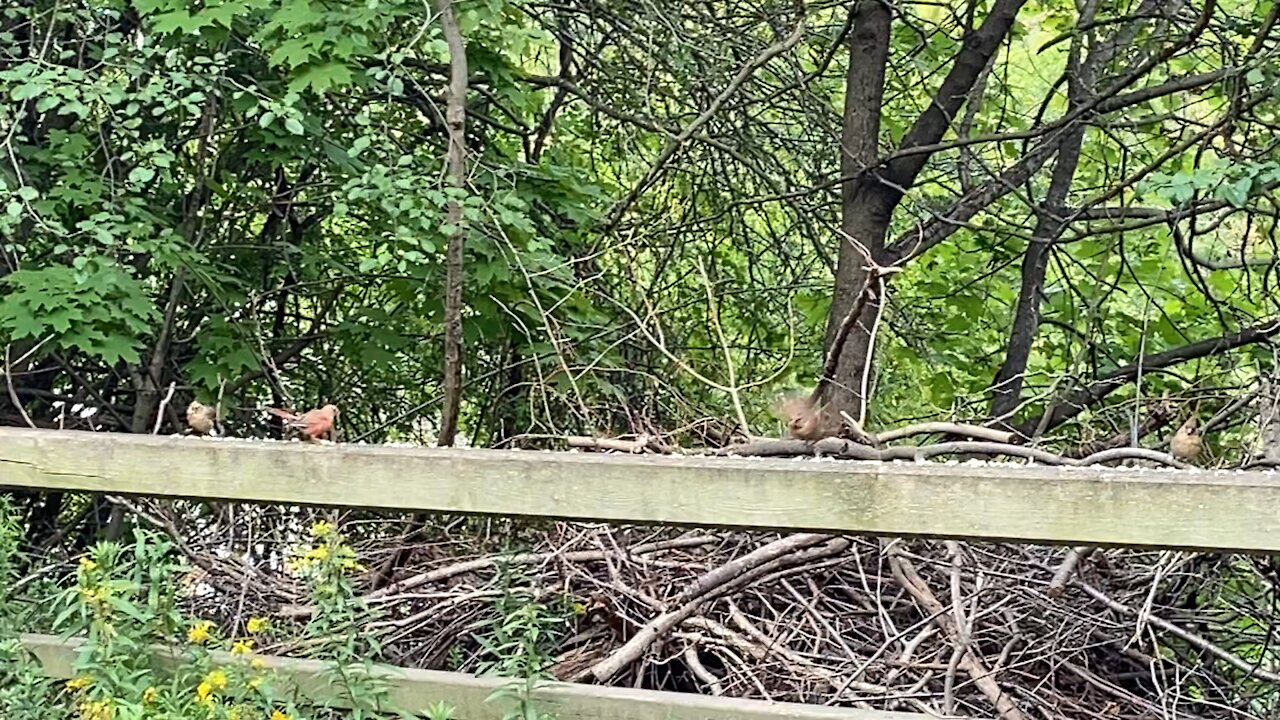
[776,395,841,441]
[185,400,218,436]
[1170,416,1203,461]
[265,404,339,442]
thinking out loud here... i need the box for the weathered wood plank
[0,428,1278,551]
[22,633,910,720]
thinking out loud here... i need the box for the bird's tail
[264,407,298,421]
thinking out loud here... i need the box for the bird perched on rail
[1169,415,1203,461]
[776,395,840,441]
[185,400,219,436]
[265,404,340,442]
[775,392,879,449]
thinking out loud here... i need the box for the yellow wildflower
[248,677,263,689]
[188,620,214,644]
[79,699,114,720]
[206,669,228,689]
[231,639,254,655]
[65,675,93,690]
[271,711,291,720]
[309,520,333,537]
[196,668,228,702]
[304,545,330,562]
[79,557,97,572]
[250,658,268,670]
[142,687,157,703]
[246,617,268,634]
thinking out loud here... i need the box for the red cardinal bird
[265,404,339,441]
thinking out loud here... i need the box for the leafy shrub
[0,502,458,720]
[0,262,159,365]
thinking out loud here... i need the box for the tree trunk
[371,0,471,592]
[824,0,1028,421]
[823,0,892,419]
[434,0,469,447]
[130,95,218,435]
[989,125,1087,423]
[1258,376,1280,462]
[990,1,1095,424]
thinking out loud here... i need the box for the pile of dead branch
[119,493,1278,720]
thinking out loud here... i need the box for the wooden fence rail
[0,428,1278,551]
[22,634,913,720]
[3,427,1280,719]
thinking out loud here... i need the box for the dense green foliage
[3,0,1279,449]
[2,0,616,441]
[0,499,383,719]
[0,496,569,720]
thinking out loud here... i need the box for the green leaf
[150,9,214,34]
[203,0,251,27]
[134,0,180,13]
[1219,177,1252,208]
[11,82,48,101]
[269,38,318,69]
[88,334,142,365]
[44,307,76,332]
[7,310,43,340]
[288,62,354,94]
[284,116,304,134]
